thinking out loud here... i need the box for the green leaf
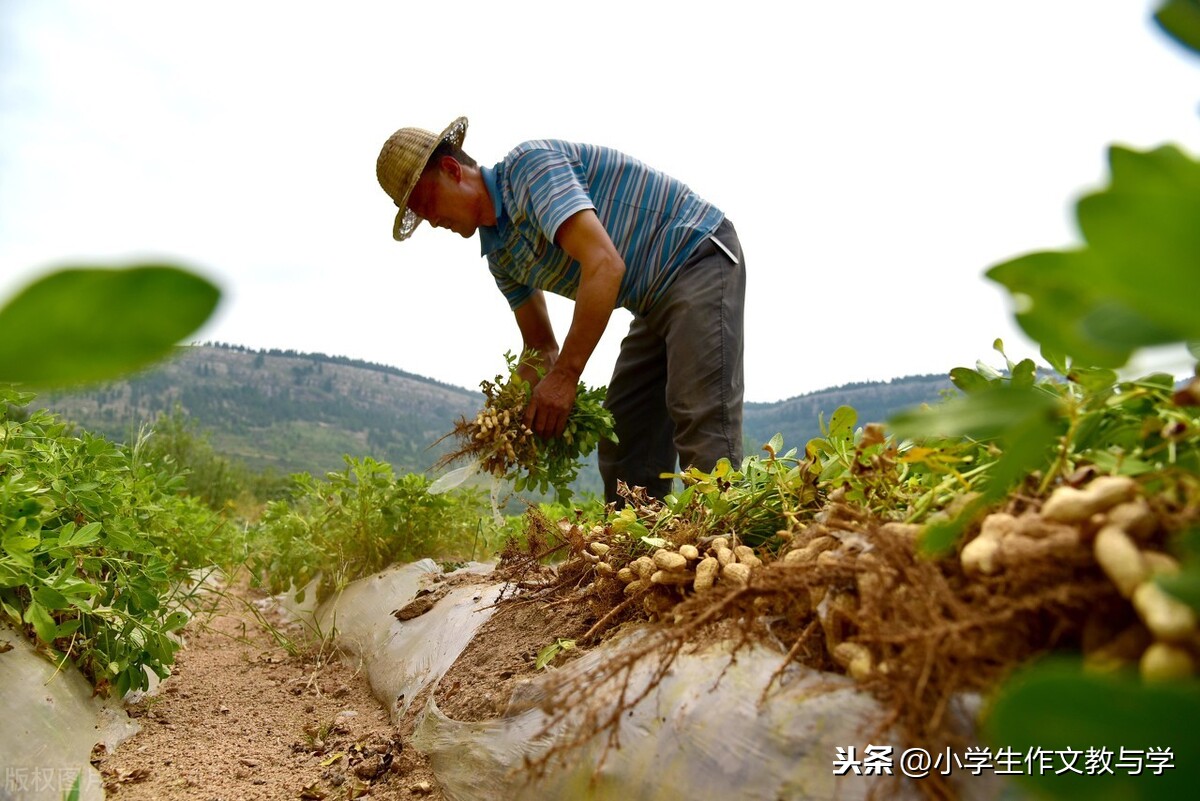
[671,485,697,514]
[535,637,576,670]
[988,145,1200,369]
[985,658,1200,800]
[1080,301,1183,349]
[24,601,57,643]
[987,250,1132,368]
[164,610,190,632]
[890,385,1060,443]
[56,618,81,638]
[60,521,102,548]
[1010,358,1037,389]
[54,577,102,598]
[1040,346,1070,376]
[2,531,40,556]
[33,585,70,611]
[0,265,221,387]
[898,386,1062,554]
[826,406,857,443]
[1069,366,1120,393]
[1157,570,1200,613]
[1155,0,1200,58]
[1157,530,1200,612]
[919,494,988,555]
[949,367,992,393]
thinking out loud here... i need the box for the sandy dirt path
[98,579,445,801]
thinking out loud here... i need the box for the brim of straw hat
[378,116,468,242]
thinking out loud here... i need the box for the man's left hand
[524,367,577,439]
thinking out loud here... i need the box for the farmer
[376,117,745,504]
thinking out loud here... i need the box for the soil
[98,577,448,801]
[434,589,598,723]
[97,567,602,800]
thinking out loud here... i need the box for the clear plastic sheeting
[294,560,503,721]
[0,625,138,801]
[412,633,1010,801]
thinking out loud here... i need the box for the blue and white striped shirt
[479,140,724,316]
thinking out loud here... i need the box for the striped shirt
[479,140,724,316]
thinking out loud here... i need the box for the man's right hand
[524,365,578,440]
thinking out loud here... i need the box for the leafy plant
[0,256,223,695]
[535,637,577,670]
[437,352,617,503]
[137,404,286,516]
[0,389,235,695]
[249,457,489,602]
[985,659,1200,800]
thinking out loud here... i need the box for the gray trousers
[598,217,746,503]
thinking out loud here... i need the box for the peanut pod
[1133,582,1198,642]
[1093,525,1148,598]
[693,556,719,592]
[1041,476,1137,523]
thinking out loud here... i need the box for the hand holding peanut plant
[437,352,616,503]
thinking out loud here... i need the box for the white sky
[1,1,1197,402]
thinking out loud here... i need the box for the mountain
[743,374,955,452]
[36,344,954,482]
[38,343,479,477]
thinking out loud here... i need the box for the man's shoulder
[503,139,579,165]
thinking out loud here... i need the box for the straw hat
[376,116,468,241]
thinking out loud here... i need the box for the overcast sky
[1,1,1197,403]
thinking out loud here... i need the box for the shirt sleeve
[488,255,535,310]
[507,147,596,243]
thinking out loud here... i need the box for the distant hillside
[743,374,954,452]
[40,343,479,476]
[38,344,955,484]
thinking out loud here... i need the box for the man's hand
[524,366,577,439]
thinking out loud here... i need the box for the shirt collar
[478,163,507,256]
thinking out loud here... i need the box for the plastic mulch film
[412,632,1011,801]
[310,561,503,721]
[0,625,138,801]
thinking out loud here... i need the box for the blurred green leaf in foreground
[0,264,220,387]
[986,144,1200,369]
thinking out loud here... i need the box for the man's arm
[513,290,559,387]
[520,209,625,439]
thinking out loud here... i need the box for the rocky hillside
[39,344,478,476]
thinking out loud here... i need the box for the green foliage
[63,772,82,801]
[598,437,818,550]
[455,352,617,504]
[987,145,1200,368]
[891,342,1065,552]
[0,389,235,696]
[1156,0,1200,55]
[985,659,1200,799]
[138,405,290,513]
[523,378,615,504]
[971,8,1200,796]
[535,637,576,670]
[0,265,220,387]
[249,457,489,602]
